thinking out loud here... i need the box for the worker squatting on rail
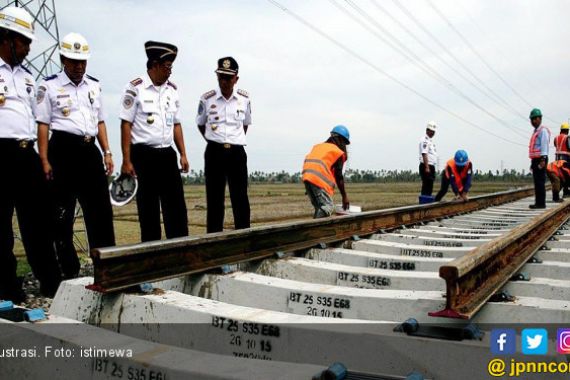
[119,41,189,242]
[547,160,570,203]
[196,57,252,233]
[0,7,63,302]
[434,150,472,202]
[528,108,551,209]
[36,32,116,279]
[302,126,350,218]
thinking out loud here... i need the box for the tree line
[180,169,532,185]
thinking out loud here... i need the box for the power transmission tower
[1,0,61,80]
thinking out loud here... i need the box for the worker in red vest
[547,160,570,202]
[553,123,570,196]
[554,123,570,161]
[302,125,350,218]
[528,108,551,209]
[435,150,472,202]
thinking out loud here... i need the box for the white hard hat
[109,174,138,207]
[426,121,437,132]
[59,32,91,60]
[0,6,36,41]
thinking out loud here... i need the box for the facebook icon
[491,329,516,355]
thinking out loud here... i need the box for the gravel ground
[20,263,94,311]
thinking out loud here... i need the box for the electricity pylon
[1,0,61,80]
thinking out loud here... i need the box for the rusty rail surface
[429,200,570,320]
[89,187,534,293]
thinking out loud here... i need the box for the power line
[334,0,527,140]
[370,0,529,125]
[265,0,526,147]
[453,0,564,126]
[390,0,529,124]
[425,0,561,126]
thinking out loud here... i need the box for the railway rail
[2,186,570,379]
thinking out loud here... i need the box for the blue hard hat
[331,125,350,144]
[454,150,469,166]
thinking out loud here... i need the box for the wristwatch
[104,150,112,156]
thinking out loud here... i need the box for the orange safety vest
[529,126,551,158]
[302,143,346,195]
[547,160,570,179]
[445,159,471,194]
[554,134,570,156]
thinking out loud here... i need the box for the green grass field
[14,180,531,276]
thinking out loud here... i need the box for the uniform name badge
[166,113,174,126]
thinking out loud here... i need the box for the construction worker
[196,57,252,233]
[435,150,472,202]
[119,41,189,242]
[547,160,570,202]
[418,121,438,200]
[0,6,62,301]
[528,108,551,209]
[36,32,116,279]
[302,126,350,218]
[554,123,570,161]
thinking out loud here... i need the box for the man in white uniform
[0,7,62,301]
[419,121,438,198]
[36,32,115,279]
[119,41,189,242]
[196,56,252,233]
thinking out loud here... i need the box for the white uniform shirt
[35,71,104,137]
[0,57,36,139]
[119,73,181,148]
[196,88,252,146]
[419,134,437,165]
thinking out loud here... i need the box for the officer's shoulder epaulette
[85,74,99,82]
[44,74,57,81]
[21,66,32,75]
[130,77,143,86]
[167,80,177,90]
[237,89,249,98]
[202,89,216,99]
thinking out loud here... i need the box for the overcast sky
[28,0,570,173]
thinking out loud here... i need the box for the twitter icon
[522,329,548,355]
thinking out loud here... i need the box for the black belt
[51,130,96,144]
[0,138,35,149]
[131,143,172,152]
[207,141,242,149]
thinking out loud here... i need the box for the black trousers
[49,131,115,278]
[419,163,436,196]
[531,158,547,207]
[0,139,62,300]
[435,172,451,201]
[131,144,188,242]
[204,142,250,233]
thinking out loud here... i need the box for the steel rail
[429,200,570,320]
[89,187,534,293]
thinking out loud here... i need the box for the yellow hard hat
[561,123,569,131]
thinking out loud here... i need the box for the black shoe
[0,278,26,304]
[62,272,79,281]
[553,199,564,203]
[529,204,546,209]
[39,280,61,298]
